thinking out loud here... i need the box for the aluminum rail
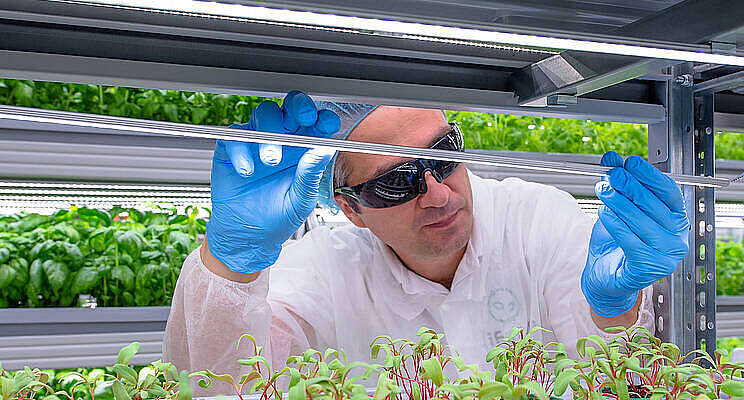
[0,105,732,188]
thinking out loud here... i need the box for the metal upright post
[653,63,717,358]
[693,92,717,358]
[653,63,696,355]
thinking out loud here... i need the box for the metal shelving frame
[1,0,744,360]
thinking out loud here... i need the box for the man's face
[334,106,474,261]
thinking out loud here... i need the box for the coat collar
[368,169,501,321]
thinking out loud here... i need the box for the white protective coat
[163,171,654,396]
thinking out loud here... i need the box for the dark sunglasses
[334,123,464,209]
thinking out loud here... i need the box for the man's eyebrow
[369,124,452,178]
[426,124,453,147]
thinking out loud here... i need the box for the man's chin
[421,216,471,255]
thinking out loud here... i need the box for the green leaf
[0,248,9,264]
[112,381,132,400]
[79,208,112,226]
[117,230,145,259]
[168,231,192,253]
[519,381,548,400]
[42,260,69,292]
[178,371,192,400]
[117,342,141,365]
[52,224,80,243]
[30,240,56,260]
[12,81,34,105]
[60,242,83,267]
[191,107,209,124]
[553,369,580,396]
[327,359,344,370]
[29,259,45,288]
[722,380,744,397]
[0,264,16,289]
[113,364,138,384]
[420,357,443,387]
[163,104,179,122]
[289,380,306,400]
[70,267,99,294]
[111,265,135,291]
[478,382,510,400]
[90,227,115,252]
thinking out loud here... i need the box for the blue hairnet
[314,101,379,212]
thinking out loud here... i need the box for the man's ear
[334,194,367,228]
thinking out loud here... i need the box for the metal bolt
[675,74,693,87]
[707,321,714,330]
[706,224,713,232]
[705,127,712,135]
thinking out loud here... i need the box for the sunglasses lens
[344,124,465,209]
[358,165,420,208]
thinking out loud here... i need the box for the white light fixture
[66,0,744,66]
[0,181,210,191]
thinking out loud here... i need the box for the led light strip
[0,189,210,197]
[0,105,731,188]
[0,181,210,191]
[0,196,211,203]
[70,0,744,66]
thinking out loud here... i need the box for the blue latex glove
[206,91,341,273]
[581,151,690,317]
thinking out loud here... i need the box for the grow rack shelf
[0,0,744,364]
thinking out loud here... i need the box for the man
[164,91,689,394]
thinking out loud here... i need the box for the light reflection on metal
[0,105,732,188]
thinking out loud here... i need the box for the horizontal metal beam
[0,0,547,69]
[716,112,744,133]
[618,0,744,44]
[694,71,744,94]
[0,306,170,336]
[0,50,667,123]
[0,105,729,188]
[513,52,673,105]
[0,331,163,370]
[514,0,744,105]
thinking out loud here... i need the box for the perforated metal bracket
[648,122,669,164]
[693,93,717,359]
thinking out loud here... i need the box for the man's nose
[418,170,452,208]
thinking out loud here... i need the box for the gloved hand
[206,91,340,273]
[581,151,690,317]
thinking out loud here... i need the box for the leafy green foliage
[3,327,744,400]
[0,204,206,308]
[717,337,744,357]
[717,238,744,296]
[566,325,744,400]
[716,131,744,161]
[0,79,271,126]
[447,111,649,157]
[1,348,189,400]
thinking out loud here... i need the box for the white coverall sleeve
[524,185,654,357]
[163,242,327,396]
